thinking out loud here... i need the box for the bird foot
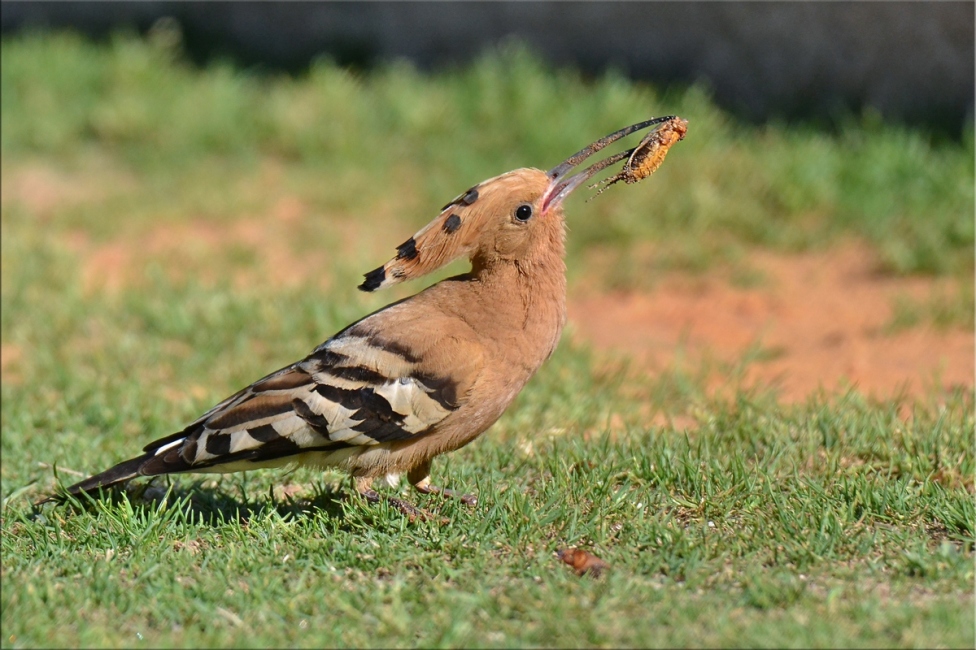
[359,488,432,522]
[406,465,478,507]
[414,482,478,506]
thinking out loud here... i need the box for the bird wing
[137,306,485,476]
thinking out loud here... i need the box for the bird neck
[465,234,568,370]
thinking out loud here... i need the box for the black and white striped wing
[138,331,469,476]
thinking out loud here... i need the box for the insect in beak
[542,115,687,212]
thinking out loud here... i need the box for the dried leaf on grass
[557,547,610,577]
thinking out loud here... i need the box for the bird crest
[360,116,687,292]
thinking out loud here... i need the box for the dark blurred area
[3,1,973,135]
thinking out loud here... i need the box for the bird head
[359,116,679,291]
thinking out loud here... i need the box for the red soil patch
[1,162,134,217]
[0,344,23,385]
[5,158,969,403]
[68,197,337,294]
[568,245,973,402]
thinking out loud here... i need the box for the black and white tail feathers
[40,317,470,504]
[53,456,161,500]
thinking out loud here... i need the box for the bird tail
[37,455,150,505]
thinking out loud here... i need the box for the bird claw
[386,496,433,522]
[359,488,433,521]
[441,489,477,507]
[416,484,477,506]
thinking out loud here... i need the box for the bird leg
[354,476,430,521]
[408,463,478,506]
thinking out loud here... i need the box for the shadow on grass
[33,477,353,528]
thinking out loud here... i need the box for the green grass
[885,285,976,333]
[1,32,974,648]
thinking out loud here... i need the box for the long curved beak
[542,115,676,212]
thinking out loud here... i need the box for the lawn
[1,32,973,648]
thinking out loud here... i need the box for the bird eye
[515,204,533,222]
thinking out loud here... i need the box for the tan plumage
[48,116,687,517]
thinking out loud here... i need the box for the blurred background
[1,1,973,417]
[3,1,973,133]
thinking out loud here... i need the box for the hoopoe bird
[50,116,686,517]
